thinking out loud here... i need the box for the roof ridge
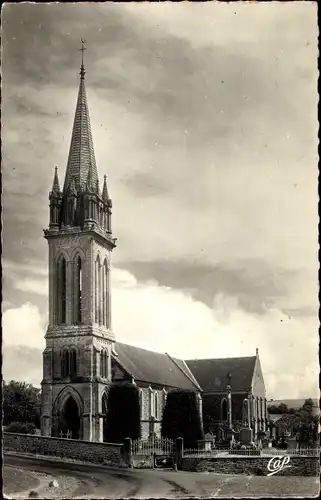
[115,341,168,356]
[186,355,256,362]
[166,353,202,391]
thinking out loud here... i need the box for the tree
[296,400,319,446]
[275,413,300,434]
[161,389,204,448]
[105,382,141,443]
[6,421,37,434]
[268,403,292,414]
[301,399,315,413]
[268,403,298,415]
[3,381,41,428]
[275,399,319,445]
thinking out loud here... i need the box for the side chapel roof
[113,342,201,391]
[185,356,257,393]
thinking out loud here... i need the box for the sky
[2,1,319,399]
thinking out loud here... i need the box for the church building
[40,50,267,443]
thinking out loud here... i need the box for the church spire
[63,40,98,194]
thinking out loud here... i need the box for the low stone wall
[182,455,320,476]
[3,432,127,468]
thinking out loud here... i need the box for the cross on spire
[79,38,86,79]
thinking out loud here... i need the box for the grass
[3,466,40,495]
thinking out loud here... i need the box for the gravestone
[197,439,212,451]
[216,427,224,442]
[239,427,253,445]
[242,398,250,427]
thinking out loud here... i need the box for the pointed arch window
[61,349,69,378]
[162,388,167,409]
[260,398,264,420]
[139,389,144,419]
[221,398,228,421]
[154,392,159,420]
[70,348,77,378]
[103,259,109,327]
[57,256,66,324]
[102,263,105,327]
[100,350,104,377]
[98,262,102,325]
[149,387,155,418]
[100,350,108,378]
[74,255,82,324]
[95,255,100,324]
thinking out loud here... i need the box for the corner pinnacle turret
[51,166,61,193]
[102,175,109,201]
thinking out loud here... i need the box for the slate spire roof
[63,50,98,194]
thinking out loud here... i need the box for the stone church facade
[41,53,267,443]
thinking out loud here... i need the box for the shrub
[105,382,141,443]
[161,389,204,448]
[6,421,37,434]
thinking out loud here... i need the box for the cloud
[3,269,318,399]
[2,302,46,349]
[118,259,319,318]
[15,278,48,296]
[111,269,319,400]
[2,2,318,272]
[2,2,318,401]
[3,345,43,388]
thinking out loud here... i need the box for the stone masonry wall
[139,387,166,439]
[4,433,127,468]
[182,455,320,476]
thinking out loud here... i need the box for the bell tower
[41,42,116,442]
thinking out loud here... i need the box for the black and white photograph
[2,1,319,498]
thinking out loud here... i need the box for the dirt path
[3,466,40,495]
[3,463,86,499]
[4,452,320,498]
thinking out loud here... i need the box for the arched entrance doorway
[102,392,108,442]
[59,396,81,439]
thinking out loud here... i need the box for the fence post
[175,437,183,471]
[124,437,133,468]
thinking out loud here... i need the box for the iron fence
[183,447,320,458]
[184,448,260,457]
